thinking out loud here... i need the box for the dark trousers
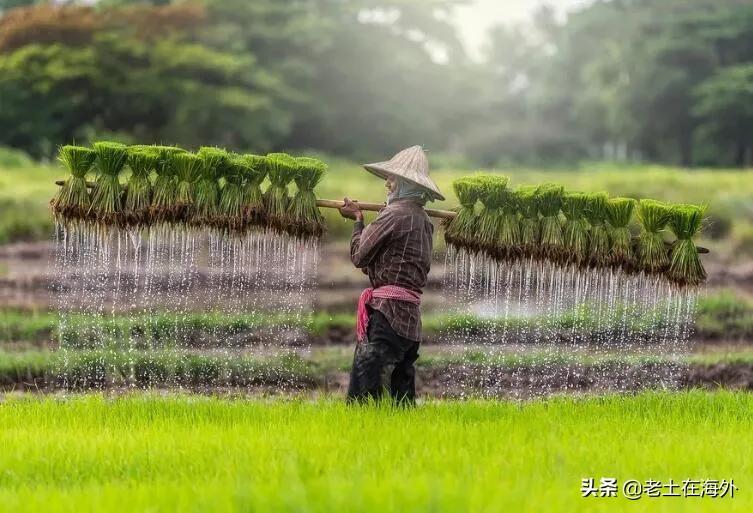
[347,308,420,405]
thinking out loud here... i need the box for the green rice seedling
[561,192,590,266]
[217,155,248,234]
[123,148,159,228]
[515,186,540,259]
[150,146,186,224]
[51,145,96,224]
[498,188,521,259]
[637,199,672,274]
[667,204,707,287]
[606,197,636,270]
[264,153,300,234]
[585,192,610,268]
[194,147,229,227]
[444,176,483,253]
[171,152,203,225]
[288,156,327,239]
[536,183,565,260]
[476,175,510,258]
[241,154,269,229]
[89,141,128,226]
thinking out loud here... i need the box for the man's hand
[339,197,363,221]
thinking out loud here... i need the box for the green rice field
[0,391,749,513]
[2,156,752,512]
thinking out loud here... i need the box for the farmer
[339,145,444,404]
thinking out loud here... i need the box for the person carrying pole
[338,145,444,405]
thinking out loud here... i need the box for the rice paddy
[0,148,747,512]
[442,175,708,362]
[43,142,716,395]
[0,392,749,513]
[51,142,327,378]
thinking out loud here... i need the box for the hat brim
[363,162,445,201]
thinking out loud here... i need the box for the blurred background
[1,1,753,250]
[1,0,752,166]
[1,1,753,373]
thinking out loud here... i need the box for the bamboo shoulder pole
[53,181,709,253]
[315,199,456,220]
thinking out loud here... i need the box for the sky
[455,0,594,56]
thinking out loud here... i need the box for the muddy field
[5,360,753,398]
[3,240,752,398]
[2,240,751,310]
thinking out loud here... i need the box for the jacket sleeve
[350,210,394,268]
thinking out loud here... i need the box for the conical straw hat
[363,145,445,201]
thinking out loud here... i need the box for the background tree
[0,0,752,167]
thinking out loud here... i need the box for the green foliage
[638,199,672,273]
[264,152,299,232]
[123,147,158,227]
[562,192,590,265]
[194,147,228,225]
[694,290,753,339]
[0,391,752,512]
[50,145,95,222]
[444,176,483,252]
[1,1,752,168]
[150,145,186,224]
[536,183,564,258]
[216,154,249,233]
[89,141,127,224]
[240,154,268,228]
[606,197,636,268]
[287,156,326,239]
[694,64,753,166]
[515,185,540,257]
[667,204,707,286]
[498,189,521,257]
[475,175,509,257]
[0,146,33,167]
[172,152,203,223]
[585,192,610,267]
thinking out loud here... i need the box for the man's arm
[350,210,394,269]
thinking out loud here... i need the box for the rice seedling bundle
[444,176,483,253]
[637,199,671,274]
[475,175,510,258]
[288,156,327,239]
[667,204,707,287]
[264,153,299,233]
[123,147,159,228]
[217,155,249,233]
[536,183,565,260]
[172,152,204,225]
[515,186,540,259]
[151,146,187,224]
[241,155,269,228]
[561,192,590,266]
[606,197,636,270]
[498,189,521,259]
[89,142,128,226]
[194,147,229,227]
[51,145,96,224]
[585,192,610,268]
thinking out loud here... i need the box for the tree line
[0,0,751,167]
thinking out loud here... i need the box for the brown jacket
[350,198,434,341]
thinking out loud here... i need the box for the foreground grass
[0,392,750,512]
